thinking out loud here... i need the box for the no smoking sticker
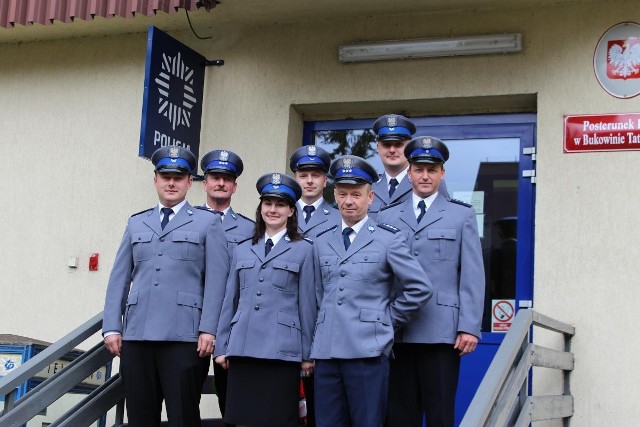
[492,299,515,333]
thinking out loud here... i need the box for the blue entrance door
[303,113,536,425]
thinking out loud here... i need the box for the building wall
[1,1,638,424]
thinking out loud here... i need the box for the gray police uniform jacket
[310,219,433,359]
[377,194,485,343]
[369,174,412,220]
[220,207,255,258]
[297,200,341,239]
[214,236,318,362]
[102,203,230,342]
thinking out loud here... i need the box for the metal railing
[0,312,125,427]
[461,309,575,427]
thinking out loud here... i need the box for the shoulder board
[130,208,153,217]
[379,200,403,212]
[316,224,338,237]
[237,212,256,223]
[194,206,217,213]
[303,237,314,245]
[377,223,400,234]
[449,198,473,208]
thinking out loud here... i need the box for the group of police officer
[102,114,485,427]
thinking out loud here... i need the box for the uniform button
[153,282,159,287]
[339,287,344,291]
[160,238,165,242]
[284,264,288,268]
[440,233,445,237]
[325,260,330,265]
[261,265,267,269]
[376,316,380,320]
[292,322,296,326]
[340,272,346,277]
[156,267,161,271]
[254,305,260,311]
[184,237,188,240]
[414,236,419,240]
[259,278,264,282]
[256,291,262,296]
[364,256,369,261]
[233,238,238,242]
[158,252,163,256]
[337,301,343,306]
[414,252,419,256]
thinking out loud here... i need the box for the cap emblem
[169,146,180,158]
[421,138,432,149]
[307,145,317,156]
[271,173,282,186]
[387,116,397,127]
[220,150,229,161]
[342,157,353,172]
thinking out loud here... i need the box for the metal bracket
[203,59,224,67]
[523,146,536,161]
[522,169,536,184]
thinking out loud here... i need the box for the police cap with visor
[151,146,197,175]
[289,145,331,173]
[404,136,450,164]
[256,173,302,205]
[329,155,379,185]
[372,114,417,142]
[200,149,244,178]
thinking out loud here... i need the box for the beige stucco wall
[1,0,639,424]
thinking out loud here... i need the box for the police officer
[369,114,417,219]
[311,155,433,427]
[289,145,341,241]
[200,149,254,426]
[214,173,316,427]
[102,146,230,426]
[201,149,255,255]
[378,137,485,427]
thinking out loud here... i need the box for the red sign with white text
[564,113,640,153]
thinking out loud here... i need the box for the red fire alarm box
[89,253,99,271]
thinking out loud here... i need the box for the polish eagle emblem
[607,40,640,79]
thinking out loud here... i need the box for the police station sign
[564,113,640,153]
[139,26,205,160]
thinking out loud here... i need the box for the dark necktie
[388,178,399,198]
[303,205,315,224]
[417,200,426,223]
[160,207,174,230]
[265,238,274,256]
[342,227,354,250]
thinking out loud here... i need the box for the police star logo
[307,145,317,156]
[220,150,229,162]
[155,52,196,131]
[271,173,282,186]
[387,116,397,127]
[421,138,432,149]
[169,146,180,158]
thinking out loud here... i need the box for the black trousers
[213,361,236,427]
[302,374,316,427]
[386,343,460,427]
[120,340,210,427]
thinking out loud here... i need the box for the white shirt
[412,192,438,219]
[264,228,288,246]
[384,168,408,192]
[159,199,187,223]
[298,198,324,219]
[341,216,369,244]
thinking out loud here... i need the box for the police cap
[256,172,302,204]
[289,145,331,173]
[151,146,197,175]
[329,155,379,185]
[200,149,244,178]
[372,114,416,142]
[404,136,449,164]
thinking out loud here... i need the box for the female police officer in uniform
[214,172,317,427]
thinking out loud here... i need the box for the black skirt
[224,357,300,427]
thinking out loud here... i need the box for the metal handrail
[460,309,575,427]
[0,311,122,426]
